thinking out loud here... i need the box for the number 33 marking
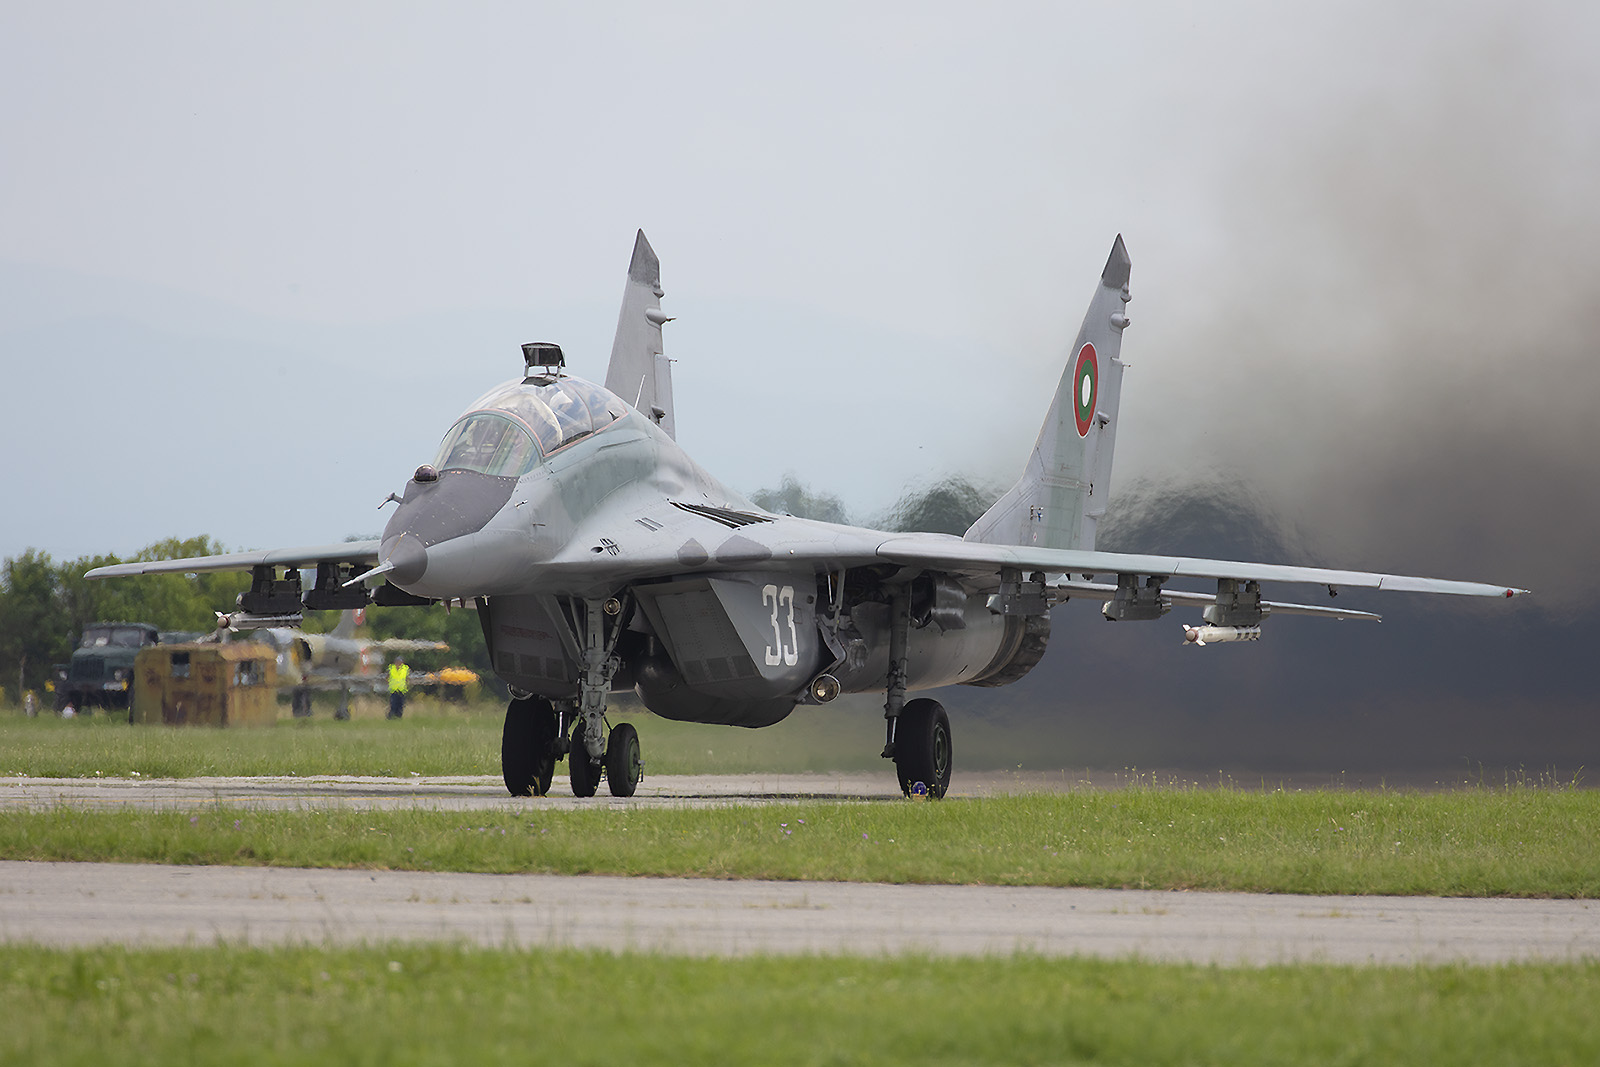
[762,584,799,667]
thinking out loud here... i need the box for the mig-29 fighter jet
[88,232,1527,798]
[242,609,448,718]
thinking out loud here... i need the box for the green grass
[5,789,1597,896]
[0,696,890,778]
[3,943,1597,1066]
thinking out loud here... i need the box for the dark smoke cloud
[959,477,1600,773]
[1135,24,1600,612]
[947,28,1600,771]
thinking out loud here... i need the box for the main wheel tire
[502,697,557,797]
[605,722,642,798]
[893,698,952,799]
[569,720,600,798]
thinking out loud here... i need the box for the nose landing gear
[605,721,642,798]
[568,717,601,798]
[501,699,644,799]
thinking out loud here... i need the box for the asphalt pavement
[5,773,1597,964]
[4,860,1597,964]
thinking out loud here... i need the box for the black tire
[569,720,600,798]
[291,687,313,718]
[893,698,952,799]
[502,697,557,797]
[605,722,642,798]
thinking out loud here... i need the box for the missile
[1182,624,1262,647]
[215,610,304,632]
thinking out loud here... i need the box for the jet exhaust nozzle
[807,673,841,703]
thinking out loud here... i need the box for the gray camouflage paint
[85,233,1526,734]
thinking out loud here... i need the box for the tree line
[0,536,489,704]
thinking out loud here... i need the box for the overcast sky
[3,1,1594,610]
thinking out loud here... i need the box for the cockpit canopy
[432,377,629,477]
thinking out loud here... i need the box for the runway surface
[4,860,1597,964]
[5,774,1597,964]
[0,772,912,811]
[0,767,1537,812]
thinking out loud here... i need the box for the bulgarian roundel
[1072,343,1097,438]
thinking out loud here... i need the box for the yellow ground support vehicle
[132,643,277,727]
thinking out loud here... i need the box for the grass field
[5,788,1597,896]
[7,705,1596,1062]
[3,944,1598,1066]
[0,696,890,778]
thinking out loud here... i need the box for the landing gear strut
[880,584,954,798]
[505,594,643,800]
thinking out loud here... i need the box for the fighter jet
[242,609,448,718]
[88,232,1527,798]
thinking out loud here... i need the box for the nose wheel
[567,719,643,798]
[568,718,601,798]
[605,721,642,797]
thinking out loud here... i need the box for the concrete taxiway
[4,860,1596,964]
[0,767,1543,812]
[0,772,909,811]
[5,773,1596,964]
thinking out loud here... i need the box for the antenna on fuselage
[521,342,565,383]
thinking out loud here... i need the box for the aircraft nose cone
[383,533,429,586]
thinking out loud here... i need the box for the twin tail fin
[965,235,1131,552]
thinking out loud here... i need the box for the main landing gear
[893,698,952,798]
[880,585,954,798]
[501,595,643,799]
[501,696,558,797]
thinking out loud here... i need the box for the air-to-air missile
[1182,624,1262,647]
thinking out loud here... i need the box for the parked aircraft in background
[89,232,1526,798]
[242,609,447,717]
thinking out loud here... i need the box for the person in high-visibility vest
[387,655,410,720]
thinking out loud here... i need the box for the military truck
[55,623,200,713]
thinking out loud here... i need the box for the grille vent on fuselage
[669,502,774,529]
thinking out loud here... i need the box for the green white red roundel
[1072,342,1097,437]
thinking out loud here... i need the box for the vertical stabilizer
[965,235,1132,551]
[332,609,360,638]
[604,230,677,438]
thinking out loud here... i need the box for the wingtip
[1101,234,1131,288]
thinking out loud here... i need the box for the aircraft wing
[84,540,380,579]
[369,638,450,652]
[1049,577,1382,620]
[873,535,1527,599]
[550,510,1522,604]
[289,674,388,693]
